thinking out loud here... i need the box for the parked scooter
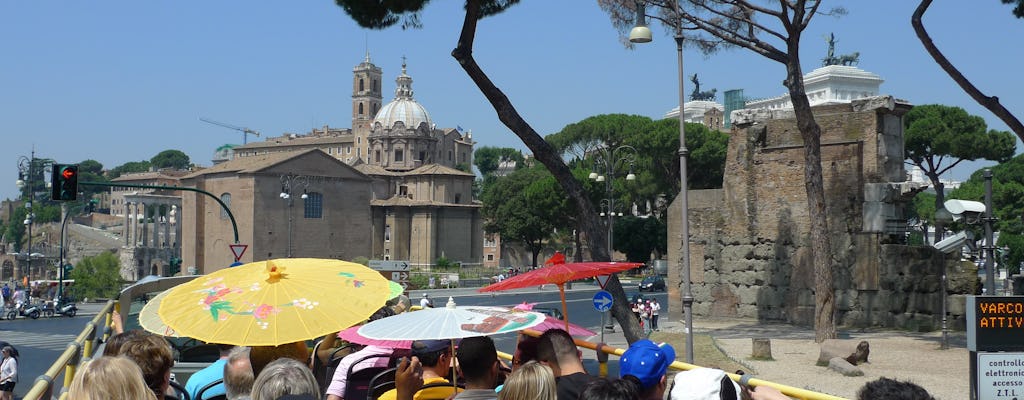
[7,301,41,320]
[41,299,77,318]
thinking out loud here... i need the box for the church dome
[373,61,433,131]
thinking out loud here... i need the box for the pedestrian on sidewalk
[649,299,660,331]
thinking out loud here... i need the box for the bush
[352,256,370,266]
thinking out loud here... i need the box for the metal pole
[672,1,695,363]
[984,169,995,294]
[606,162,614,259]
[941,271,948,349]
[59,203,69,301]
[287,196,294,258]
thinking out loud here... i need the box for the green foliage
[334,0,520,29]
[547,114,728,216]
[106,161,151,179]
[78,159,108,199]
[150,149,191,170]
[1004,0,1024,18]
[481,165,568,267]
[78,159,103,174]
[69,251,124,299]
[612,216,667,264]
[474,146,525,177]
[352,256,370,266]
[948,154,1024,273]
[905,104,1015,208]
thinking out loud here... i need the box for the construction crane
[199,117,261,144]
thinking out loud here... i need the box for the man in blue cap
[378,339,460,400]
[619,339,676,400]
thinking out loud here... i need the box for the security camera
[944,199,985,222]
[934,231,968,254]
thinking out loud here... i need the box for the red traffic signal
[51,164,79,201]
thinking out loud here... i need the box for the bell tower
[353,52,382,161]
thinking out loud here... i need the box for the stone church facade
[178,55,482,274]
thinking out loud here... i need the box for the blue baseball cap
[619,339,676,389]
[412,339,451,355]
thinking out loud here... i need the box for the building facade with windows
[177,55,482,274]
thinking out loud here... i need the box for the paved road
[0,302,103,400]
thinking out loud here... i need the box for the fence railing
[23,300,116,400]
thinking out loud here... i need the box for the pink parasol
[338,325,413,349]
[512,302,596,337]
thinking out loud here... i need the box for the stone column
[163,203,171,248]
[124,202,131,246]
[141,203,149,248]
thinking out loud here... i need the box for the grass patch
[650,331,750,374]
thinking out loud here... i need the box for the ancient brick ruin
[667,96,978,331]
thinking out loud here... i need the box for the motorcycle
[41,299,77,318]
[7,302,42,320]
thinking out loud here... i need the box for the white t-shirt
[1,357,17,384]
[651,302,661,316]
[421,297,432,308]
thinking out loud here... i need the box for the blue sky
[2,1,1022,201]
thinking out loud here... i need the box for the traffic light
[168,257,182,276]
[63,264,74,275]
[51,164,79,201]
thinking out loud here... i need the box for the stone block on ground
[751,338,773,360]
[818,339,863,366]
[828,357,864,376]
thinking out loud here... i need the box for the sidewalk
[586,315,967,400]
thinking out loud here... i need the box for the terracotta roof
[181,149,315,179]
[234,134,354,150]
[111,170,188,182]
[371,196,481,208]
[408,164,474,177]
[353,164,402,177]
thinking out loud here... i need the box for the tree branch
[680,13,787,62]
[912,0,1024,140]
[689,1,788,42]
[802,0,823,27]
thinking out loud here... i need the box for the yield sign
[595,275,611,289]
[229,244,248,261]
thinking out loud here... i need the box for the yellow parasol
[158,258,391,346]
[139,290,179,337]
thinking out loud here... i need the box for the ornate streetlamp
[279,174,309,258]
[589,145,637,261]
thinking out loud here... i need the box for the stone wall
[667,97,975,330]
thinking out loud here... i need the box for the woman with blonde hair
[67,356,157,400]
[498,361,556,400]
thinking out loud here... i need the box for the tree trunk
[452,0,643,342]
[784,41,837,343]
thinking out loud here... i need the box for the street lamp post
[589,145,637,260]
[16,151,39,286]
[934,207,954,350]
[631,1,696,363]
[280,174,308,258]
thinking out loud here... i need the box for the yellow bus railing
[32,297,842,400]
[519,328,846,400]
[22,300,116,400]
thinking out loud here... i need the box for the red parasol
[479,256,642,330]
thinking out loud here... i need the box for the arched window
[304,192,323,219]
[359,103,364,115]
[359,78,365,92]
[220,193,231,220]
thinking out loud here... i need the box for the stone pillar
[141,203,149,248]
[124,202,131,246]
[173,204,182,251]
[163,203,171,248]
